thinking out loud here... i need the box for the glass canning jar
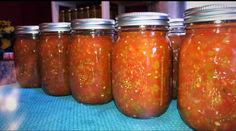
[178,4,236,130]
[39,22,71,96]
[168,18,186,99]
[14,26,41,88]
[71,8,78,20]
[69,18,115,104]
[113,12,172,118]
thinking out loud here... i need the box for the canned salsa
[69,19,114,104]
[14,26,40,88]
[178,5,236,130]
[168,18,185,99]
[39,23,71,96]
[112,12,172,118]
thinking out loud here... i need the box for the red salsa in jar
[178,4,236,130]
[14,26,40,88]
[69,19,114,104]
[39,23,71,96]
[168,18,185,99]
[112,12,172,118]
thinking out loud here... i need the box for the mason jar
[39,23,71,96]
[69,18,114,104]
[65,9,72,22]
[113,12,172,118]
[89,5,97,18]
[59,10,65,22]
[78,8,84,19]
[84,6,90,18]
[14,26,41,88]
[178,4,236,130]
[71,8,78,20]
[168,18,185,99]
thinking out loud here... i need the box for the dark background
[0,1,52,26]
[0,1,150,26]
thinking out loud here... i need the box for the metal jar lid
[39,22,71,32]
[71,18,115,30]
[184,4,236,24]
[116,12,169,27]
[15,26,39,34]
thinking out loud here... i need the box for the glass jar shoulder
[181,25,236,55]
[115,30,169,48]
[168,34,185,45]
[39,32,70,38]
[186,22,236,34]
[71,34,113,46]
[39,32,70,43]
[14,35,38,53]
[15,34,38,44]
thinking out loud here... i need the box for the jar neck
[16,33,38,40]
[118,25,168,37]
[71,29,114,36]
[40,31,70,35]
[168,32,186,36]
[186,20,236,34]
[118,25,168,32]
[168,26,185,34]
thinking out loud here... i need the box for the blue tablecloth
[0,84,192,130]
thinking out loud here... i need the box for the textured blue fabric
[0,84,192,130]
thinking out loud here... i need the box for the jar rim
[39,22,71,32]
[71,18,115,30]
[116,12,169,27]
[184,4,236,23]
[16,25,39,34]
[169,18,184,27]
